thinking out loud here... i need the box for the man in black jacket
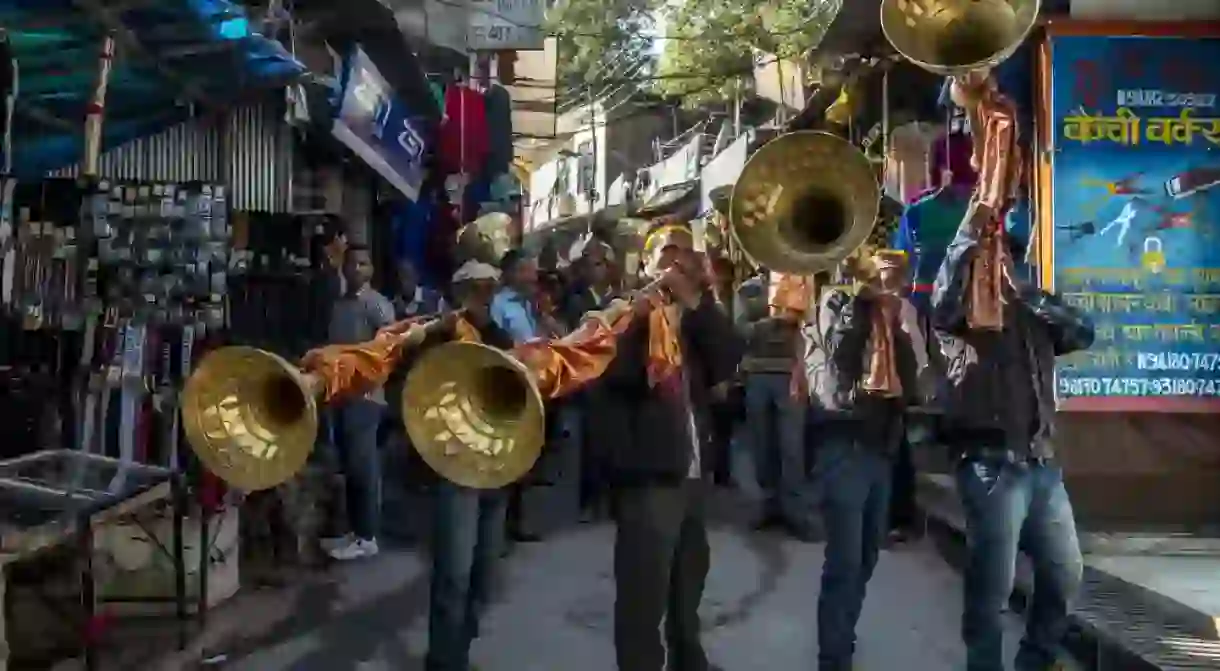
[931,213,1094,671]
[602,225,741,671]
[805,251,930,671]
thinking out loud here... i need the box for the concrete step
[917,472,1220,671]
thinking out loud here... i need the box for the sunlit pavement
[205,522,1043,671]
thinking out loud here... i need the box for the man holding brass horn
[804,250,931,671]
[601,224,741,671]
[422,260,518,671]
[934,73,1094,671]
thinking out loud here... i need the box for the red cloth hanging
[438,85,490,176]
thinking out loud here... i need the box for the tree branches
[547,0,660,106]
[655,0,842,108]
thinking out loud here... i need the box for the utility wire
[546,7,838,102]
[518,46,813,108]
[432,0,840,42]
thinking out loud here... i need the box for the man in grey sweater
[323,244,395,561]
[736,273,817,540]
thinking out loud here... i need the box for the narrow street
[206,524,1039,671]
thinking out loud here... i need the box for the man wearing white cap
[425,260,517,671]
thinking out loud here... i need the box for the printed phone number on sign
[1058,376,1220,397]
[1137,352,1220,372]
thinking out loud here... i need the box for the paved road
[210,523,1039,671]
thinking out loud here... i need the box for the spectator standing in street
[738,271,819,541]
[562,237,620,522]
[491,250,565,541]
[393,258,443,319]
[323,244,395,561]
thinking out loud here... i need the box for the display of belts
[0,176,232,669]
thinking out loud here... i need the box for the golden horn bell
[880,0,1041,76]
[728,131,881,275]
[402,341,546,489]
[181,347,321,491]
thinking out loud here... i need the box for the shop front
[1034,20,1220,530]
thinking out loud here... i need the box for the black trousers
[613,480,710,671]
[888,433,917,532]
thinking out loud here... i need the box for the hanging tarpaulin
[332,47,429,200]
[3,0,306,177]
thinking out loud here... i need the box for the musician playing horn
[938,73,1095,671]
[803,250,931,671]
[423,260,518,671]
[602,224,742,671]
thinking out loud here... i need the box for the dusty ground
[182,523,1043,671]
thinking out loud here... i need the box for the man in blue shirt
[490,249,567,542]
[491,249,543,343]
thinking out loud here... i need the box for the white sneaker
[320,533,353,552]
[328,537,379,561]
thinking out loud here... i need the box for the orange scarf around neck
[862,295,902,398]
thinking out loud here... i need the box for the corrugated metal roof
[49,100,293,212]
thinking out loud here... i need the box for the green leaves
[655,0,841,108]
[547,0,660,105]
[546,0,841,110]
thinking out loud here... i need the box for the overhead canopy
[4,0,307,176]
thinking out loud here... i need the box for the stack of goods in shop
[0,177,231,472]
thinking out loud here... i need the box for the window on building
[555,157,570,194]
[576,141,594,194]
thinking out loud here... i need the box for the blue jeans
[957,456,1083,671]
[333,398,384,540]
[816,440,893,671]
[743,372,810,527]
[426,481,508,671]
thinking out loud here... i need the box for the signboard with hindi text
[1049,33,1220,412]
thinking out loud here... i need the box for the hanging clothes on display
[0,31,16,174]
[427,79,446,115]
[391,196,436,285]
[437,82,490,177]
[424,194,461,286]
[892,131,975,299]
[484,82,514,179]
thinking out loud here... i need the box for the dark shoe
[885,529,912,548]
[783,519,824,543]
[752,511,786,531]
[510,530,543,543]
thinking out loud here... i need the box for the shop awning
[3,0,307,176]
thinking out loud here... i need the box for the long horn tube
[402,270,683,490]
[182,313,454,491]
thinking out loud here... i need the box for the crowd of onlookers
[311,227,632,560]
[305,222,919,562]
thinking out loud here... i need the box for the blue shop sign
[332,48,427,200]
[1049,34,1220,413]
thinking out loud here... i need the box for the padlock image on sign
[1142,237,1166,274]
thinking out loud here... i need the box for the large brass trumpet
[880,0,1041,75]
[728,131,881,275]
[181,317,449,491]
[403,274,676,490]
